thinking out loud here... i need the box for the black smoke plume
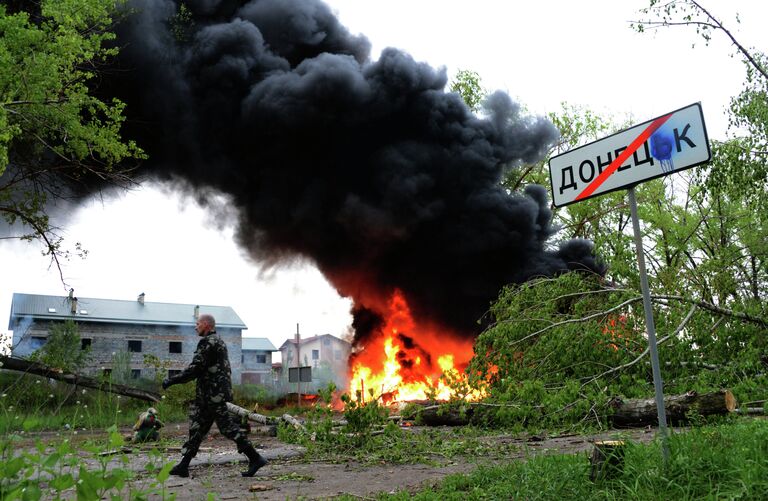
[99,0,603,342]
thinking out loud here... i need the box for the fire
[600,313,640,352]
[349,290,479,402]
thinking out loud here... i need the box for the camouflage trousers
[181,402,250,458]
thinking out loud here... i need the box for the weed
[0,425,180,500]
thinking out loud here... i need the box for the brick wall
[11,320,243,382]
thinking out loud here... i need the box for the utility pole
[295,323,301,407]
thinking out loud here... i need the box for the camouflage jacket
[168,331,234,405]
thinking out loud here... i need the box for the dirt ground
[71,422,663,500]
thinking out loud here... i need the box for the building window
[323,338,331,346]
[312,349,319,360]
[128,340,142,352]
[81,338,92,350]
[29,336,47,350]
[131,369,141,379]
[256,354,267,364]
[168,370,181,378]
[169,341,182,354]
[335,350,342,360]
[241,354,244,363]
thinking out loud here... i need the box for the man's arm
[163,338,209,388]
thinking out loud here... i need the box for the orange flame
[600,313,638,352]
[350,290,480,402]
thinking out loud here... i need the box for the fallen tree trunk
[0,356,160,402]
[735,407,766,416]
[399,400,475,426]
[225,402,274,425]
[282,413,305,430]
[224,402,305,431]
[608,389,737,427]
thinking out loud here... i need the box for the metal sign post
[548,103,712,465]
[628,186,670,462]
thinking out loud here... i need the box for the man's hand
[162,378,171,390]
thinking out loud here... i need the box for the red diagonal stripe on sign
[575,113,673,202]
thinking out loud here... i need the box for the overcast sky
[2,0,766,355]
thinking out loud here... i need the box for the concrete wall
[11,319,244,382]
[241,349,273,384]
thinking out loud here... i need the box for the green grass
[0,373,190,433]
[374,419,768,501]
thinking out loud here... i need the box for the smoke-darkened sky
[96,0,605,340]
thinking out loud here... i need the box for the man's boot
[239,442,268,477]
[170,454,193,478]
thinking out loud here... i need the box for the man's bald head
[195,314,216,336]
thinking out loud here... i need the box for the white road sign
[548,103,711,207]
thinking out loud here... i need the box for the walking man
[162,313,267,477]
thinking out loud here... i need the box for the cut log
[609,389,737,427]
[589,440,626,481]
[0,356,160,402]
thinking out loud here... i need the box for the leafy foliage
[0,0,145,276]
[28,319,90,372]
[466,273,767,428]
[0,426,178,499]
[449,69,486,113]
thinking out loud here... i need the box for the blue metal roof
[8,293,247,330]
[242,337,277,351]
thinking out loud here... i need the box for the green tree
[0,0,144,277]
[449,69,486,113]
[631,1,767,304]
[29,319,89,372]
[462,3,768,426]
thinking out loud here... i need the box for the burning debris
[33,1,605,396]
[349,290,479,402]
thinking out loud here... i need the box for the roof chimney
[194,305,200,319]
[70,297,78,314]
[68,288,74,300]
[138,292,145,305]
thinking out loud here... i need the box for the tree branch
[507,290,767,349]
[580,304,697,388]
[507,297,643,347]
[691,0,768,81]
[650,294,768,326]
